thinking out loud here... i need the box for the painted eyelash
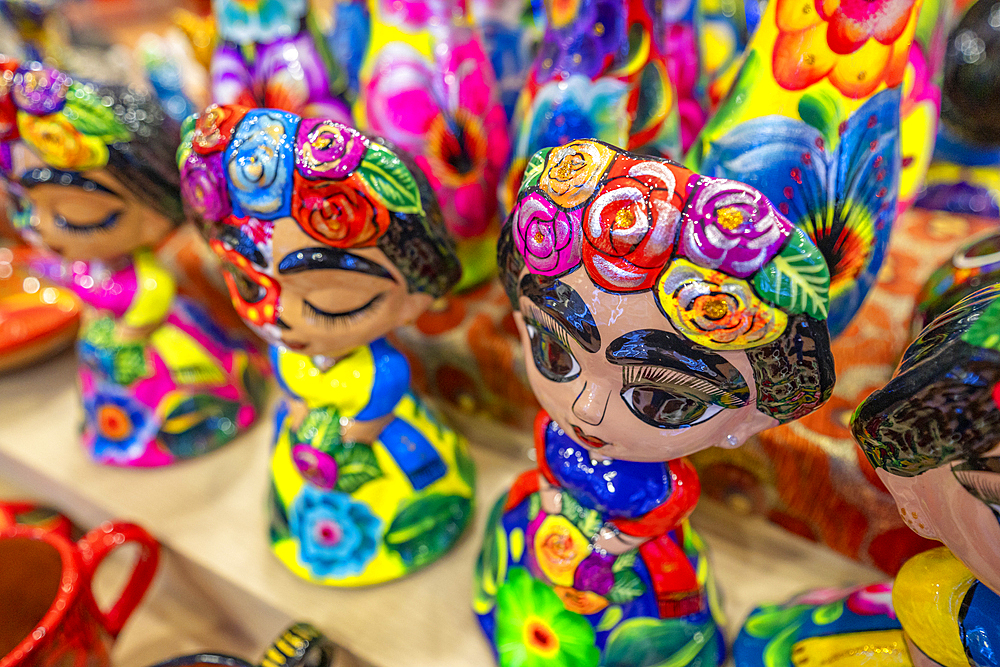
[54,211,121,234]
[954,469,1000,506]
[525,304,571,347]
[302,293,385,329]
[622,365,748,408]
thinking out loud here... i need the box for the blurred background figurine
[0,62,268,466]
[180,105,476,586]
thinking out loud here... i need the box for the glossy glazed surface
[180,106,475,586]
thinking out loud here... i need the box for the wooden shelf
[0,352,886,666]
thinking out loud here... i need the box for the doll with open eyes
[0,62,267,467]
[474,139,836,666]
[178,105,475,586]
[734,285,1000,666]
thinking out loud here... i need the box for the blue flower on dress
[290,485,381,579]
[225,109,299,220]
[214,0,308,44]
[83,386,157,463]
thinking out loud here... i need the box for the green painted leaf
[294,407,342,453]
[596,606,623,632]
[520,147,551,193]
[474,495,508,614]
[358,143,423,216]
[333,442,382,494]
[64,83,131,143]
[384,493,472,568]
[798,90,843,148]
[560,490,603,538]
[113,343,147,385]
[601,616,719,667]
[963,299,1000,351]
[811,600,844,625]
[268,481,291,544]
[529,493,541,520]
[454,441,476,489]
[754,227,831,319]
[743,604,810,638]
[611,549,637,573]
[606,568,646,604]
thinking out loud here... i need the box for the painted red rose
[291,172,389,248]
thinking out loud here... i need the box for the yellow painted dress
[268,338,475,586]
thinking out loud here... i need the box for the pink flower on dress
[514,192,582,275]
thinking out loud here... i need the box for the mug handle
[78,521,160,638]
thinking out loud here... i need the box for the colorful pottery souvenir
[210,0,351,120]
[179,105,476,586]
[149,623,360,667]
[688,0,930,336]
[467,0,542,122]
[475,140,836,667]
[0,501,75,538]
[0,0,69,62]
[735,285,1000,666]
[0,521,159,667]
[0,62,268,467]
[500,0,682,215]
[661,0,707,151]
[912,228,1000,333]
[0,244,79,373]
[354,0,510,289]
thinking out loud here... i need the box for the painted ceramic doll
[735,284,1000,666]
[687,0,933,336]
[0,63,267,466]
[354,0,510,290]
[475,140,836,666]
[499,0,683,215]
[178,105,476,586]
[210,0,351,121]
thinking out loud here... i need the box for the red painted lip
[283,340,309,351]
[571,425,609,449]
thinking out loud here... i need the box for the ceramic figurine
[0,62,268,466]
[179,105,476,586]
[688,0,932,337]
[499,0,683,216]
[916,0,1000,218]
[323,0,369,100]
[210,0,351,121]
[0,0,69,63]
[354,0,510,290]
[912,228,1000,333]
[735,284,1000,666]
[661,0,707,151]
[150,623,361,667]
[475,140,836,667]
[467,0,542,122]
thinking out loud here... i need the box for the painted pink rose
[680,176,793,277]
[180,151,231,222]
[514,192,582,275]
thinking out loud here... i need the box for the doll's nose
[572,382,611,426]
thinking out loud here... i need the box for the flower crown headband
[508,139,832,351]
[0,60,133,171]
[178,104,426,251]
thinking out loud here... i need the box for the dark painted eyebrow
[519,273,600,353]
[606,329,741,385]
[20,168,116,196]
[278,247,395,281]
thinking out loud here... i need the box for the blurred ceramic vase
[500,0,683,217]
[0,61,269,467]
[476,140,836,667]
[736,285,1000,666]
[179,106,476,586]
[210,0,352,120]
[149,623,362,667]
[354,0,511,289]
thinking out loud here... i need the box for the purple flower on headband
[513,192,582,276]
[294,118,367,180]
[13,66,70,116]
[680,177,793,278]
[181,151,231,222]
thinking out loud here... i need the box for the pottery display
[353,0,510,290]
[0,521,159,667]
[179,105,476,586]
[0,61,268,467]
[735,284,1000,665]
[149,622,361,667]
[475,140,836,666]
[688,0,932,337]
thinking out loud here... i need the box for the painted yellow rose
[657,258,787,350]
[17,112,108,171]
[534,515,590,587]
[539,140,615,209]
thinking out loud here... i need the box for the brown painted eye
[621,386,722,429]
[526,321,580,382]
[225,264,266,304]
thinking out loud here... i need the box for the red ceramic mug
[0,521,160,667]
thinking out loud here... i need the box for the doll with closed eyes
[178,105,475,586]
[474,139,836,666]
[0,61,267,467]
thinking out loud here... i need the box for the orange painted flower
[533,515,589,587]
[291,172,389,248]
[772,0,918,98]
